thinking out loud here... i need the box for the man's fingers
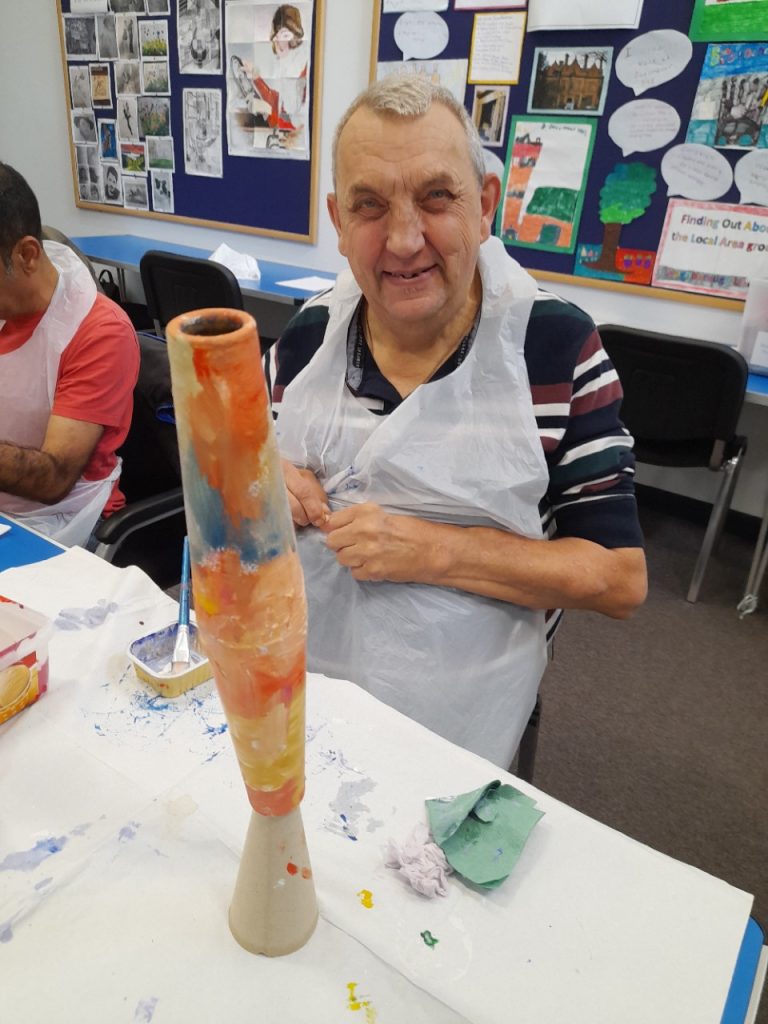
[281,460,329,528]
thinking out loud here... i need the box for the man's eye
[353,198,384,215]
[424,189,452,205]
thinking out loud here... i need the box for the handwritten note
[661,144,733,200]
[394,11,449,61]
[609,99,681,156]
[735,150,768,207]
[616,30,693,96]
[468,12,525,85]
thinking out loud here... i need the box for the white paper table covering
[0,548,754,1024]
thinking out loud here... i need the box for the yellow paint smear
[346,982,377,1022]
[356,889,374,909]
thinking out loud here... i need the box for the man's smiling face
[327,103,497,338]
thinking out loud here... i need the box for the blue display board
[373,0,765,306]
[56,1,324,241]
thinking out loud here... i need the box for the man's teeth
[392,271,421,278]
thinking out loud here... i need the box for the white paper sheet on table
[0,549,231,790]
[0,799,468,1024]
[275,275,335,292]
[175,675,753,1024]
[0,550,754,1024]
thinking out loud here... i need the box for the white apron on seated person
[277,238,549,766]
[0,242,119,548]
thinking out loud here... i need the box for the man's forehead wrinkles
[342,168,461,197]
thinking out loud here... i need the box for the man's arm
[0,415,103,504]
[320,502,647,620]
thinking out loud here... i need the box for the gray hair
[331,74,486,189]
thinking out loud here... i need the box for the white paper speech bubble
[734,150,768,207]
[608,99,681,157]
[661,143,733,200]
[394,11,450,61]
[615,30,693,96]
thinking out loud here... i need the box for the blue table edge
[722,916,766,1024]
[0,514,65,573]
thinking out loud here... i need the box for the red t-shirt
[0,294,139,514]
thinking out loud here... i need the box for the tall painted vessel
[166,307,317,955]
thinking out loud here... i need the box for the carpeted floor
[529,501,768,1019]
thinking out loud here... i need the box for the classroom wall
[1,0,767,519]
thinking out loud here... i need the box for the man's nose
[385,204,425,258]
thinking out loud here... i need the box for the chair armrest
[92,488,185,562]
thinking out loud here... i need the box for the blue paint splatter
[133,693,171,714]
[70,822,92,837]
[134,996,159,1022]
[0,923,13,943]
[0,837,67,871]
[204,750,222,763]
[204,722,227,736]
[94,724,104,735]
[119,822,140,842]
[34,877,53,890]
[54,600,119,631]
[339,814,358,842]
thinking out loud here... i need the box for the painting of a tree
[587,162,657,273]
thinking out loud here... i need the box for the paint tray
[128,622,212,698]
[0,595,51,726]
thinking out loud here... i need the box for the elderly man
[271,76,647,765]
[0,163,138,546]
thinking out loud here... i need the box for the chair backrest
[42,225,103,290]
[599,325,748,469]
[118,333,181,502]
[139,249,244,334]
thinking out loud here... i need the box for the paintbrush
[170,536,191,674]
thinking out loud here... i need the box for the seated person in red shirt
[0,162,139,546]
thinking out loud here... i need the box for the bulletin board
[371,0,768,309]
[55,0,325,242]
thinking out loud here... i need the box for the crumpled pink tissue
[384,822,453,898]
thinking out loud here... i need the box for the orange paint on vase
[166,308,308,820]
[286,861,298,875]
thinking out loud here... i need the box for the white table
[0,548,761,1024]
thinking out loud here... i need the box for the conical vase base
[228,806,318,956]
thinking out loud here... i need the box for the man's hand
[319,501,647,619]
[281,460,329,528]
[321,502,434,583]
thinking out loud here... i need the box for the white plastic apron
[277,238,550,766]
[0,241,118,547]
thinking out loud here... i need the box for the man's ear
[326,192,347,256]
[14,236,44,275]
[479,173,501,243]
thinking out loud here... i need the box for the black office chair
[92,333,187,590]
[139,249,245,336]
[599,325,748,603]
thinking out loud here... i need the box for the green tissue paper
[426,780,544,889]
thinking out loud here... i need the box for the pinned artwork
[497,115,596,253]
[225,1,313,160]
[528,46,612,117]
[660,143,734,201]
[608,99,681,157]
[393,12,449,62]
[690,0,768,43]
[734,149,768,205]
[165,307,318,955]
[687,43,768,151]
[574,162,658,285]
